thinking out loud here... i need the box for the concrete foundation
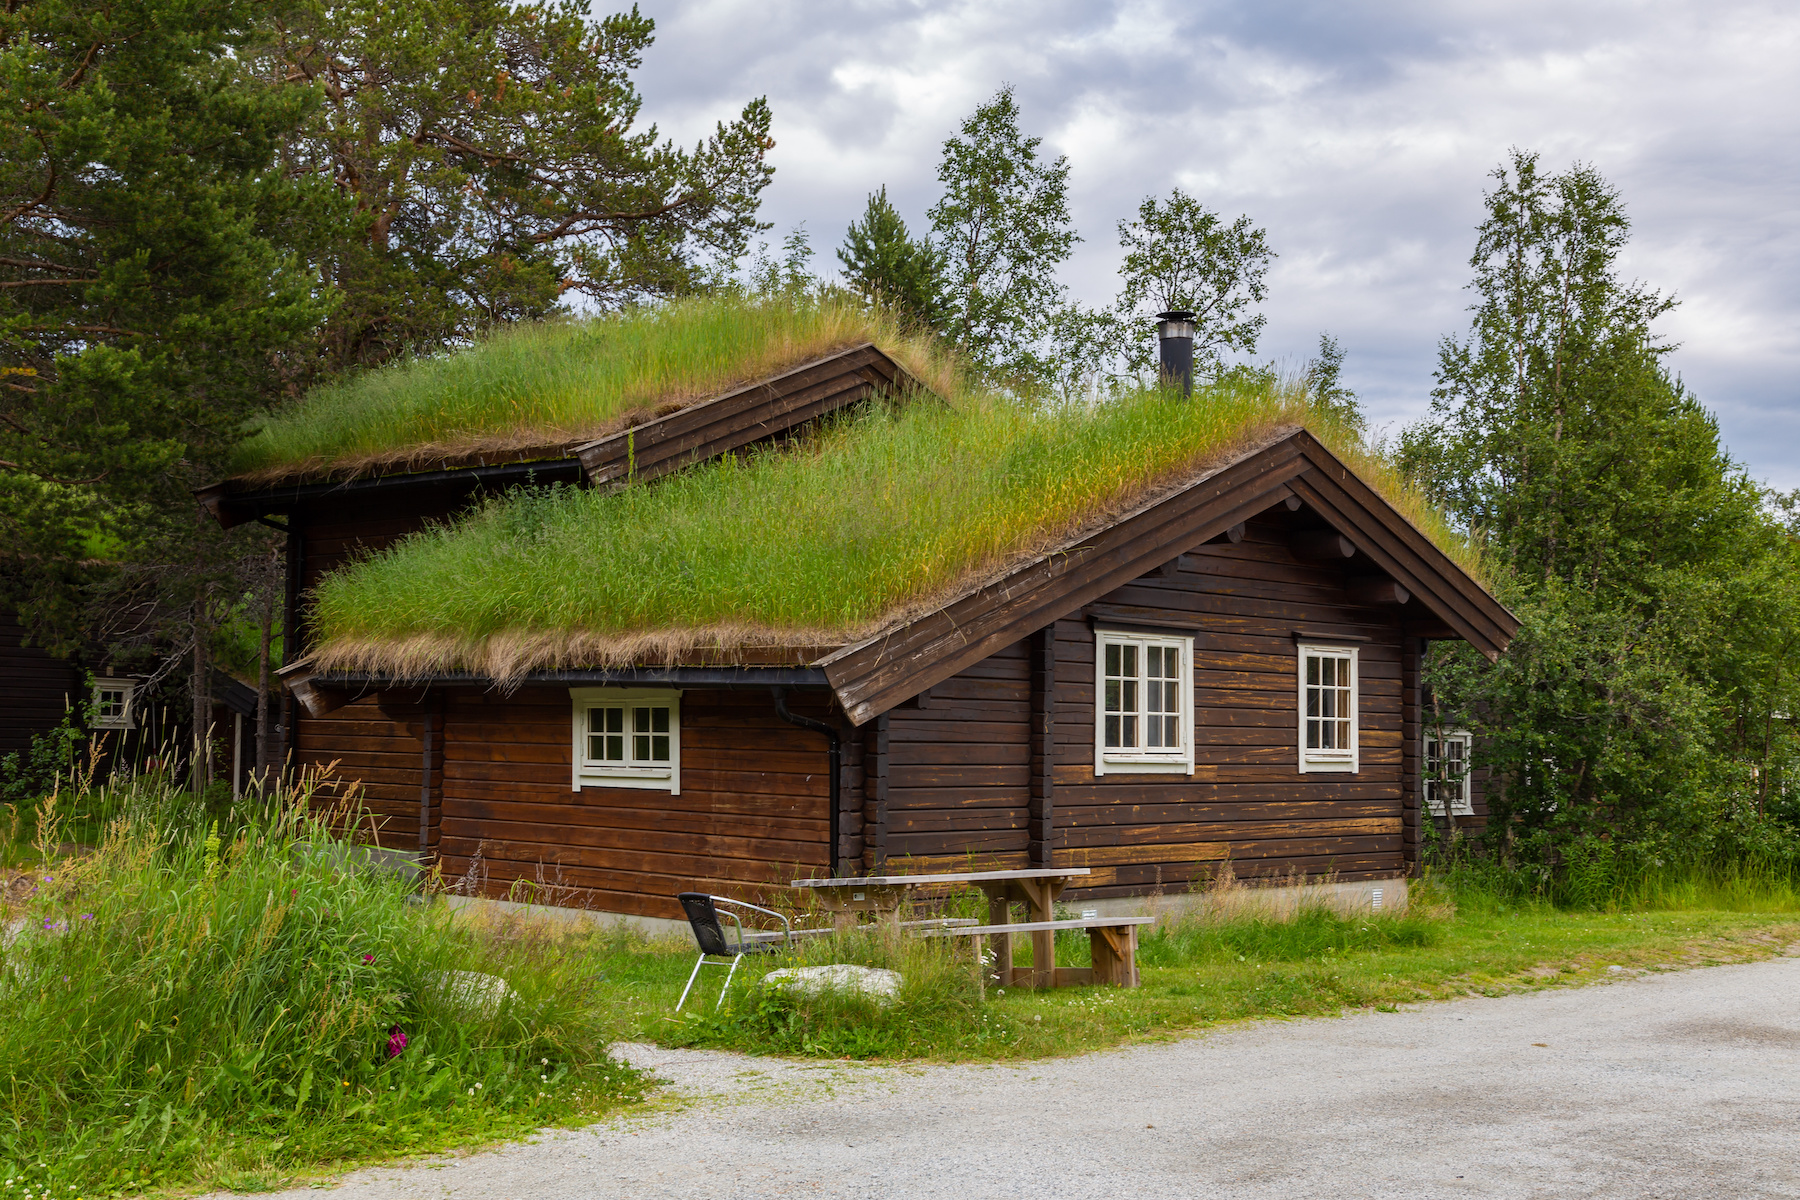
[437,874,1408,939]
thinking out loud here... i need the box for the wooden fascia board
[575,343,927,489]
[1284,433,1518,656]
[821,439,1308,725]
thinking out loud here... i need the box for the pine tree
[837,187,943,330]
[252,0,776,373]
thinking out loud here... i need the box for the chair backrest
[678,892,737,956]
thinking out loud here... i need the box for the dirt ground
[226,954,1800,1199]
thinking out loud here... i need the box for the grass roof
[230,296,948,484]
[305,376,1486,682]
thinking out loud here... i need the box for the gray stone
[428,970,515,1017]
[762,964,903,1001]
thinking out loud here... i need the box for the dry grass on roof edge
[297,423,1367,687]
[229,299,960,489]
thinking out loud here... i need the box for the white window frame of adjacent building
[1424,728,1474,817]
[569,687,681,794]
[90,677,137,730]
[1093,627,1195,776]
[1297,642,1359,773]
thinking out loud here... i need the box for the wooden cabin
[203,334,1516,924]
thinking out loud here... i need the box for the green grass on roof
[231,296,948,482]
[306,379,1485,681]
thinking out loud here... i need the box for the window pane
[607,734,624,759]
[1105,679,1121,714]
[1105,714,1121,747]
[1307,656,1319,685]
[1105,644,1120,677]
[650,734,670,762]
[1120,644,1137,679]
[1121,714,1137,746]
[650,707,670,734]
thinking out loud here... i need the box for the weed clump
[0,774,645,1195]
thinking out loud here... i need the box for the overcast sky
[633,1,1800,489]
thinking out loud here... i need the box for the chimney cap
[1156,312,1196,341]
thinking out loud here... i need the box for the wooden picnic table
[789,867,1092,988]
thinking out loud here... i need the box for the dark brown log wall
[433,687,838,921]
[289,492,468,838]
[0,611,83,756]
[878,517,1414,898]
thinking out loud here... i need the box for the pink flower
[362,953,375,963]
[386,1025,407,1058]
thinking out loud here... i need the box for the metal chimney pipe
[1156,311,1196,398]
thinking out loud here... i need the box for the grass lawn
[588,889,1800,1062]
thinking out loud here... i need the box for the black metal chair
[675,892,792,1012]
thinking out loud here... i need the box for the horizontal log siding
[1057,519,1407,897]
[290,494,465,837]
[0,611,83,756]
[883,640,1033,870]
[294,696,428,844]
[436,688,834,921]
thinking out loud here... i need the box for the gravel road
[228,955,1800,1199]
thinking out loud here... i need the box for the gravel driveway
[230,955,1800,1199]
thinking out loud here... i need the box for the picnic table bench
[791,867,1152,990]
[922,916,1155,992]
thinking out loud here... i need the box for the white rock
[428,970,516,1016]
[763,964,903,1001]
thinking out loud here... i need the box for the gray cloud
[635,0,1800,487]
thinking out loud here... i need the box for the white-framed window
[569,687,681,793]
[1093,629,1195,776]
[90,678,136,730]
[1425,729,1474,817]
[1297,643,1358,773]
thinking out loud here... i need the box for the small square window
[570,689,680,793]
[1095,629,1194,776]
[1298,645,1358,772]
[90,679,136,730]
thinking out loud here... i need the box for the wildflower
[342,1080,350,1088]
[79,913,93,921]
[386,1024,407,1058]
[540,1057,549,1066]
[362,953,375,963]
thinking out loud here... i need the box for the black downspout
[772,687,843,876]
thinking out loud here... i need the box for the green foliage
[0,776,645,1194]
[303,374,1451,678]
[251,0,775,371]
[0,707,83,809]
[233,293,945,477]
[1403,150,1800,872]
[837,186,945,331]
[1302,333,1365,435]
[928,85,1077,385]
[0,0,336,646]
[1112,188,1275,378]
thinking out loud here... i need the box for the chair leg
[675,952,707,1012]
[717,952,744,1007]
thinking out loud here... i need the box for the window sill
[1098,756,1194,776]
[1300,759,1358,774]
[575,769,678,794]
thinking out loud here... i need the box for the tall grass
[230,294,951,481]
[1426,845,1800,915]
[0,776,643,1196]
[307,374,1478,680]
